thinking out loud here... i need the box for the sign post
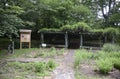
[20,29,32,49]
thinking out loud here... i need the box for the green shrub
[91,51,108,60]
[47,47,56,57]
[102,43,120,52]
[97,51,120,59]
[114,58,120,71]
[96,51,110,59]
[74,49,93,68]
[96,51,120,74]
[34,62,46,73]
[108,52,120,58]
[96,58,113,74]
[34,60,57,74]
[50,47,56,52]
[47,60,56,70]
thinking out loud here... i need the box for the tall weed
[102,43,120,52]
[74,49,93,68]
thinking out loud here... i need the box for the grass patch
[0,48,40,58]
[74,45,120,78]
[0,60,57,79]
[0,47,65,58]
[74,49,93,68]
[34,47,65,58]
[102,43,120,52]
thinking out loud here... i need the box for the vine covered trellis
[38,22,120,48]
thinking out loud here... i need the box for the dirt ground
[0,49,120,79]
[78,60,120,79]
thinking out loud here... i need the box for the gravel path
[53,50,75,79]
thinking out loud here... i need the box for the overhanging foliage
[38,22,91,33]
[103,27,119,35]
[90,29,104,34]
[38,23,120,35]
[38,28,60,33]
[61,22,91,32]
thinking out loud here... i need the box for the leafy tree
[0,0,35,39]
[96,0,120,27]
[0,1,24,39]
[0,0,119,45]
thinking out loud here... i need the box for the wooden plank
[41,32,65,34]
[82,46,101,50]
[46,44,65,47]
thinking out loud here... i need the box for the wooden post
[29,42,31,48]
[104,35,107,43]
[20,42,22,49]
[112,35,115,44]
[80,34,83,48]
[12,41,14,54]
[65,32,68,48]
[41,32,44,44]
[99,37,102,47]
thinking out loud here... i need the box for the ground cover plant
[96,58,113,74]
[96,51,120,74]
[74,43,120,79]
[0,47,65,58]
[0,60,57,79]
[0,47,66,79]
[0,0,120,79]
[102,43,120,52]
[34,47,65,58]
[74,49,93,68]
[114,58,120,71]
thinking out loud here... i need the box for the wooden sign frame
[20,29,32,49]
